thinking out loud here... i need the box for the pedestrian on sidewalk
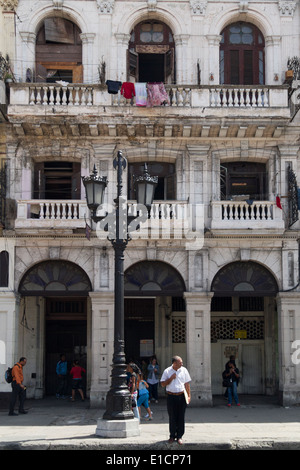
[56,354,68,399]
[223,360,240,407]
[70,360,86,402]
[137,373,152,421]
[161,355,191,445]
[8,357,27,416]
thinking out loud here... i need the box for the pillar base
[95,417,140,438]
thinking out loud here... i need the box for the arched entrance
[124,261,186,369]
[210,261,278,396]
[19,260,92,396]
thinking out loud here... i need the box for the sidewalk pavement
[1,395,300,450]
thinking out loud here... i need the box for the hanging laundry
[121,82,135,99]
[147,83,170,107]
[134,82,147,106]
[106,80,122,94]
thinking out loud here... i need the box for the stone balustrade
[9,83,289,109]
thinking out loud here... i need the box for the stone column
[184,291,213,406]
[277,291,300,406]
[89,291,114,408]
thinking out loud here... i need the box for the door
[241,343,264,394]
[124,298,155,362]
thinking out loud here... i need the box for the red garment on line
[121,82,135,99]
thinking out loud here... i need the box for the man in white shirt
[160,356,191,445]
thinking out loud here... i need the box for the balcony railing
[9,83,289,110]
[15,200,88,228]
[211,200,285,230]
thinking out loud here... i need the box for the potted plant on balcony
[4,73,13,83]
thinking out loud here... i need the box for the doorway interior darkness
[139,54,164,82]
[45,297,87,396]
[124,298,155,363]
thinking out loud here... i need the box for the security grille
[211,317,264,341]
[172,318,186,343]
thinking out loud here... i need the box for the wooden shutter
[127,50,138,81]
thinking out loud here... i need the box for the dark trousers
[167,393,187,439]
[9,382,26,413]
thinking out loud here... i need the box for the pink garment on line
[147,83,170,107]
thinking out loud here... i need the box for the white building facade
[1,0,300,407]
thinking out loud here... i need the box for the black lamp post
[82,150,157,422]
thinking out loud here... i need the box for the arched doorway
[124,261,186,368]
[19,260,92,396]
[220,21,265,85]
[128,20,175,83]
[210,261,278,396]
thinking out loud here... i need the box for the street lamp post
[82,150,157,436]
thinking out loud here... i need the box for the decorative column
[174,34,190,85]
[184,291,213,406]
[277,292,300,406]
[89,292,114,408]
[80,33,96,84]
[205,35,222,84]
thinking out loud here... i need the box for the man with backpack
[8,357,27,416]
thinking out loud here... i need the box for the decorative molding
[52,0,64,10]
[189,0,207,15]
[97,0,114,14]
[278,0,296,16]
[0,0,18,12]
[147,0,157,12]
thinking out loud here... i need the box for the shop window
[33,162,81,200]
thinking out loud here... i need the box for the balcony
[15,199,191,238]
[9,82,289,113]
[211,200,285,231]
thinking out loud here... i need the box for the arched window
[128,21,175,83]
[35,17,82,83]
[0,251,9,287]
[220,22,265,85]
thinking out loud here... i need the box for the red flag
[276,196,282,209]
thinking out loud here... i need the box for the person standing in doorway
[160,356,191,445]
[224,360,240,407]
[56,354,68,399]
[147,356,160,403]
[8,357,27,416]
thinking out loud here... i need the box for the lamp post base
[95,417,140,438]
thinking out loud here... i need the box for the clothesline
[105,80,170,107]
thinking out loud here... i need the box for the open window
[220,22,265,85]
[33,162,81,200]
[128,162,176,201]
[35,17,83,83]
[128,21,175,83]
[220,162,267,201]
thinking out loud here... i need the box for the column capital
[0,0,18,12]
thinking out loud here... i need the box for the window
[35,17,82,83]
[220,22,265,85]
[128,21,175,83]
[33,162,81,200]
[128,162,176,201]
[0,251,9,287]
[220,162,267,201]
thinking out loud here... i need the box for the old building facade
[1,0,300,407]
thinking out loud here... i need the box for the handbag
[222,377,232,388]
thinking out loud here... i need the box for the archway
[19,260,92,396]
[210,261,278,397]
[124,261,186,369]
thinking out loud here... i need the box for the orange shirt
[12,363,23,385]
